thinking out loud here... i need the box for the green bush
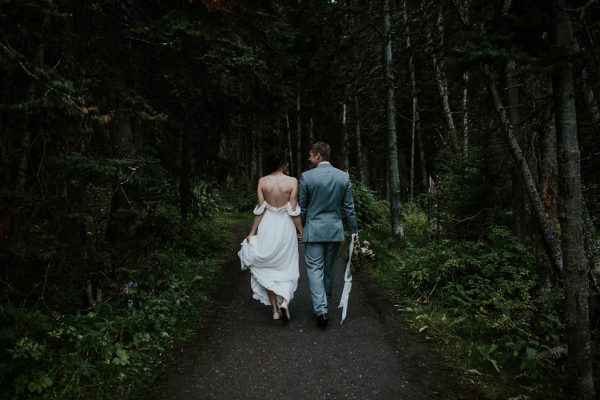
[3,249,224,399]
[367,223,563,386]
[1,209,231,400]
[401,202,431,246]
[350,177,389,230]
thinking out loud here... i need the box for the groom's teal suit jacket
[299,162,358,242]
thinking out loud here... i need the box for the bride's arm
[245,180,266,240]
[289,179,303,237]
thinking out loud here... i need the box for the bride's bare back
[245,171,303,242]
[258,174,298,209]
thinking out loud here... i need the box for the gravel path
[150,223,483,400]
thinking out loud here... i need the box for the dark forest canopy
[1,0,599,398]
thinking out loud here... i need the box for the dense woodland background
[1,0,599,399]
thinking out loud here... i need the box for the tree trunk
[462,71,469,157]
[296,91,302,178]
[348,0,365,184]
[582,200,600,289]
[483,64,563,274]
[353,94,367,185]
[504,59,527,243]
[383,0,403,239]
[180,122,193,221]
[341,102,350,171]
[552,2,594,397]
[453,0,472,159]
[535,117,559,289]
[17,17,48,192]
[257,118,263,179]
[427,5,458,154]
[250,114,258,190]
[404,1,418,201]
[285,110,293,175]
[16,125,33,193]
[340,1,351,172]
[309,100,315,146]
[112,110,134,158]
[417,128,428,193]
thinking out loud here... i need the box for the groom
[299,141,359,328]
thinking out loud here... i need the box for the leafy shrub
[1,197,231,400]
[193,181,222,218]
[368,223,563,383]
[401,202,431,246]
[431,148,513,240]
[350,177,389,230]
[225,189,256,213]
[3,247,225,399]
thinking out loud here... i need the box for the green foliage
[432,147,513,240]
[350,177,389,230]
[1,216,231,400]
[366,220,564,393]
[1,122,231,400]
[192,181,221,218]
[401,202,431,246]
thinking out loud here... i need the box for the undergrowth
[351,179,569,399]
[1,208,234,399]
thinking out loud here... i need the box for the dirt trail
[150,223,485,399]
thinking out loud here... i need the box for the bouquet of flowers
[346,239,376,270]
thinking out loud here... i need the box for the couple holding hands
[239,141,359,328]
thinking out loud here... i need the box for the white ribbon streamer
[338,233,357,324]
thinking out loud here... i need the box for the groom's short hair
[310,142,331,161]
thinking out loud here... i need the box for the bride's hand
[244,233,255,242]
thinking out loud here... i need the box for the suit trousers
[304,242,341,317]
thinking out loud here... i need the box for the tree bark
[404,1,418,201]
[309,100,315,146]
[462,71,469,158]
[383,0,403,238]
[504,59,527,243]
[353,94,367,184]
[285,110,293,175]
[348,0,367,184]
[552,2,594,397]
[250,114,258,190]
[483,64,563,274]
[296,91,302,177]
[582,200,600,289]
[417,128,428,193]
[427,5,459,154]
[341,102,350,171]
[111,110,135,158]
[535,117,559,289]
[180,123,193,221]
[257,118,263,179]
[17,16,48,192]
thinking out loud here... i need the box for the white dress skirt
[239,202,300,307]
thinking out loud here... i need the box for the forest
[0,0,599,399]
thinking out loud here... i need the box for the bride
[240,149,302,321]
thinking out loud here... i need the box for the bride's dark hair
[265,148,290,173]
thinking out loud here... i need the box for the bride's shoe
[272,311,281,320]
[280,300,290,322]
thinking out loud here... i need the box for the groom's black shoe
[316,314,328,328]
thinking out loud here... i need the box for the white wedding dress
[240,202,300,307]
